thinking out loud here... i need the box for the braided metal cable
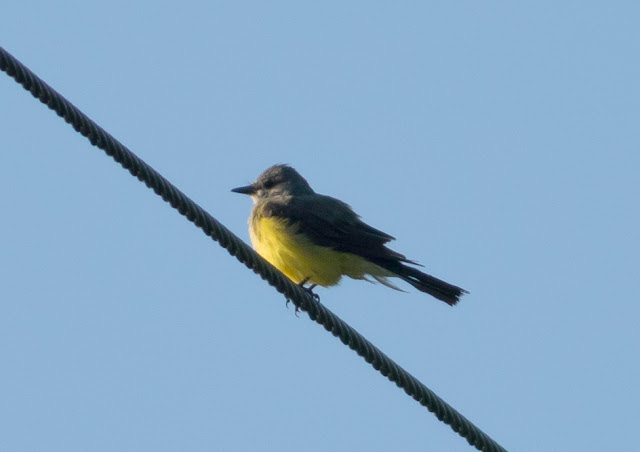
[1,45,507,452]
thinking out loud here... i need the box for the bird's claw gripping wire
[285,277,320,315]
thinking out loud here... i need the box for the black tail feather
[399,264,467,305]
[376,261,467,306]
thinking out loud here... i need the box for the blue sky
[1,2,638,451]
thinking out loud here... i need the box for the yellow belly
[249,215,383,287]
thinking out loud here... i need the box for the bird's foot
[285,278,320,315]
[299,278,320,301]
[303,284,319,300]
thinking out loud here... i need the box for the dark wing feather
[262,194,409,262]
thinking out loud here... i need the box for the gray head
[231,164,314,200]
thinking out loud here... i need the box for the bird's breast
[248,213,345,287]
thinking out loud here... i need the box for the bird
[232,164,467,305]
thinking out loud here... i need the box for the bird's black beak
[231,184,256,195]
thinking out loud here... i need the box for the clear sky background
[1,2,638,451]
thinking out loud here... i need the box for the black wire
[0,45,508,452]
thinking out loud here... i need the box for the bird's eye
[263,179,275,189]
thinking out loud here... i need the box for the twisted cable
[0,45,507,452]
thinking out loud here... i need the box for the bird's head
[232,164,314,201]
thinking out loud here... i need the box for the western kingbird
[232,164,467,305]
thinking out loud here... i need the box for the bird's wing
[263,194,410,262]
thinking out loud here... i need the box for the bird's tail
[376,261,467,306]
[398,264,467,305]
